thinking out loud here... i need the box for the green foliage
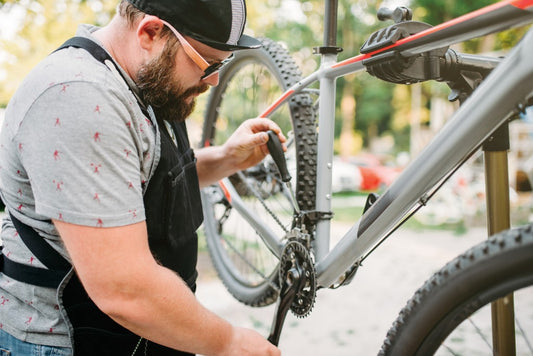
[2,0,531,155]
[353,76,395,140]
[0,0,117,106]
[411,0,529,53]
[413,0,495,24]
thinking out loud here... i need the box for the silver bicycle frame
[316,29,533,287]
[219,2,533,288]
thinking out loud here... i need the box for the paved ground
[195,224,495,355]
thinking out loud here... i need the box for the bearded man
[0,1,282,355]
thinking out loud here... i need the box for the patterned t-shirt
[0,25,159,347]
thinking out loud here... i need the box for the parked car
[349,154,402,191]
[331,154,402,193]
[331,157,363,193]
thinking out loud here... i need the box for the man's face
[136,39,209,122]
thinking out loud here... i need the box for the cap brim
[190,33,262,51]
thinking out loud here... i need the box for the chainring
[279,239,317,317]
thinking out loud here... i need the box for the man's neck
[92,16,138,80]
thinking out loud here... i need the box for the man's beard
[136,44,209,122]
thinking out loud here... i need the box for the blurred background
[1,0,532,232]
[2,1,533,353]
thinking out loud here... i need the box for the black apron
[0,37,204,355]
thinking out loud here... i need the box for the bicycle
[199,0,533,354]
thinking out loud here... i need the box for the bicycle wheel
[379,224,533,355]
[201,38,317,306]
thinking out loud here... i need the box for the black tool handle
[266,130,291,182]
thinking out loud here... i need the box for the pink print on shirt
[91,163,102,174]
[0,296,9,306]
[53,180,64,191]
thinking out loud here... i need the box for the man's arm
[54,219,279,356]
[195,118,285,188]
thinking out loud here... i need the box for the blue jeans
[0,329,72,356]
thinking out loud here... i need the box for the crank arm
[267,264,305,346]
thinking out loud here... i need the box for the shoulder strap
[56,36,114,64]
[56,36,151,120]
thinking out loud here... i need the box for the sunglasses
[161,20,233,80]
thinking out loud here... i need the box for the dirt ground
[195,223,504,355]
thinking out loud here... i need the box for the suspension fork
[483,122,516,355]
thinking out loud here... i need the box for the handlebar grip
[266,130,291,183]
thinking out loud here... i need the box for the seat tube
[324,0,338,47]
[483,122,516,355]
[314,55,338,262]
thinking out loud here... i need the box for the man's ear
[136,15,166,52]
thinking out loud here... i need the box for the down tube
[316,29,533,288]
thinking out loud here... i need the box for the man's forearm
[195,145,237,188]
[98,262,234,355]
[54,220,236,355]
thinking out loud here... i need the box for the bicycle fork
[483,122,516,355]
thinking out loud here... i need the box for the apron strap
[0,213,70,288]
[10,213,70,270]
[56,37,113,64]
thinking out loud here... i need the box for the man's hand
[195,118,286,187]
[222,118,286,171]
[222,327,281,356]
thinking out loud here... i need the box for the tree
[0,0,116,106]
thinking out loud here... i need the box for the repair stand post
[483,122,516,355]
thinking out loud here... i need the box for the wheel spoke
[200,38,316,307]
[379,224,533,355]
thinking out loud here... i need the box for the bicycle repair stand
[359,7,518,351]
[484,123,516,355]
[265,4,520,349]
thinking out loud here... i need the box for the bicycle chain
[236,170,290,233]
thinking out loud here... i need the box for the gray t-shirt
[0,25,159,347]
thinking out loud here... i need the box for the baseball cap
[126,0,261,51]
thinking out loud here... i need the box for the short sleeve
[16,80,152,227]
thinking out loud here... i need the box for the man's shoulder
[7,46,133,121]
[34,46,118,91]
